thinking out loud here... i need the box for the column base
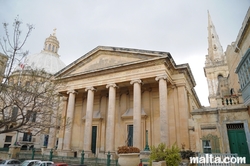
[56,150,74,157]
[41,146,47,155]
[140,150,150,159]
[105,151,118,160]
[83,150,96,158]
[140,151,151,165]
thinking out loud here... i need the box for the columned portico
[105,83,118,153]
[130,79,142,149]
[155,75,169,145]
[84,86,96,153]
[53,46,201,158]
[63,90,77,150]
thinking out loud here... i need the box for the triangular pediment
[70,53,144,75]
[55,46,169,77]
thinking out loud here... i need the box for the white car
[34,161,54,166]
[20,160,40,166]
[0,159,21,166]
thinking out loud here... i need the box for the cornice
[55,58,166,82]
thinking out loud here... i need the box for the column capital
[67,90,78,94]
[130,79,142,85]
[106,83,118,89]
[155,75,168,81]
[85,86,96,92]
[175,83,186,87]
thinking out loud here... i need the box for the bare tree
[0,16,65,135]
[0,16,33,85]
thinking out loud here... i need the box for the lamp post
[143,130,150,151]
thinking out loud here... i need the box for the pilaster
[155,75,168,145]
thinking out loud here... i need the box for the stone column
[155,75,169,144]
[47,117,56,149]
[83,87,96,153]
[130,79,142,149]
[57,96,68,150]
[105,83,118,153]
[63,90,77,150]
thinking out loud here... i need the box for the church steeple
[206,11,225,66]
[204,11,229,108]
[43,29,60,56]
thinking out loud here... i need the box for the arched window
[218,74,223,81]
[230,88,234,95]
[48,44,51,51]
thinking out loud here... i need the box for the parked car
[34,161,53,166]
[20,160,40,166]
[0,159,21,166]
[52,163,68,166]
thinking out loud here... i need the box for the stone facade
[235,8,250,106]
[191,9,250,163]
[49,46,201,157]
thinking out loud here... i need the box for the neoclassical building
[48,46,201,157]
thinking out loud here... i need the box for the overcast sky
[0,0,249,106]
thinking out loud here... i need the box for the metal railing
[17,150,119,166]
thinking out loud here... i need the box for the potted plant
[180,144,196,166]
[149,143,181,166]
[117,146,140,166]
[180,150,196,166]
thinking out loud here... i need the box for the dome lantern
[43,28,60,55]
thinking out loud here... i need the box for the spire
[206,11,224,66]
[43,29,60,55]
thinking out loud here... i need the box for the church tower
[204,11,229,107]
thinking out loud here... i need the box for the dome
[16,29,66,75]
[24,51,66,74]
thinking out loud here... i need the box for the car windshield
[0,160,6,164]
[21,161,30,166]
[34,162,41,166]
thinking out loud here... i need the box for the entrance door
[127,125,133,146]
[91,126,97,154]
[227,123,250,164]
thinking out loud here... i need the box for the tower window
[230,88,234,95]
[48,44,51,51]
[218,74,223,80]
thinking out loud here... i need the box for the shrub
[149,143,181,166]
[180,150,196,159]
[117,146,140,154]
